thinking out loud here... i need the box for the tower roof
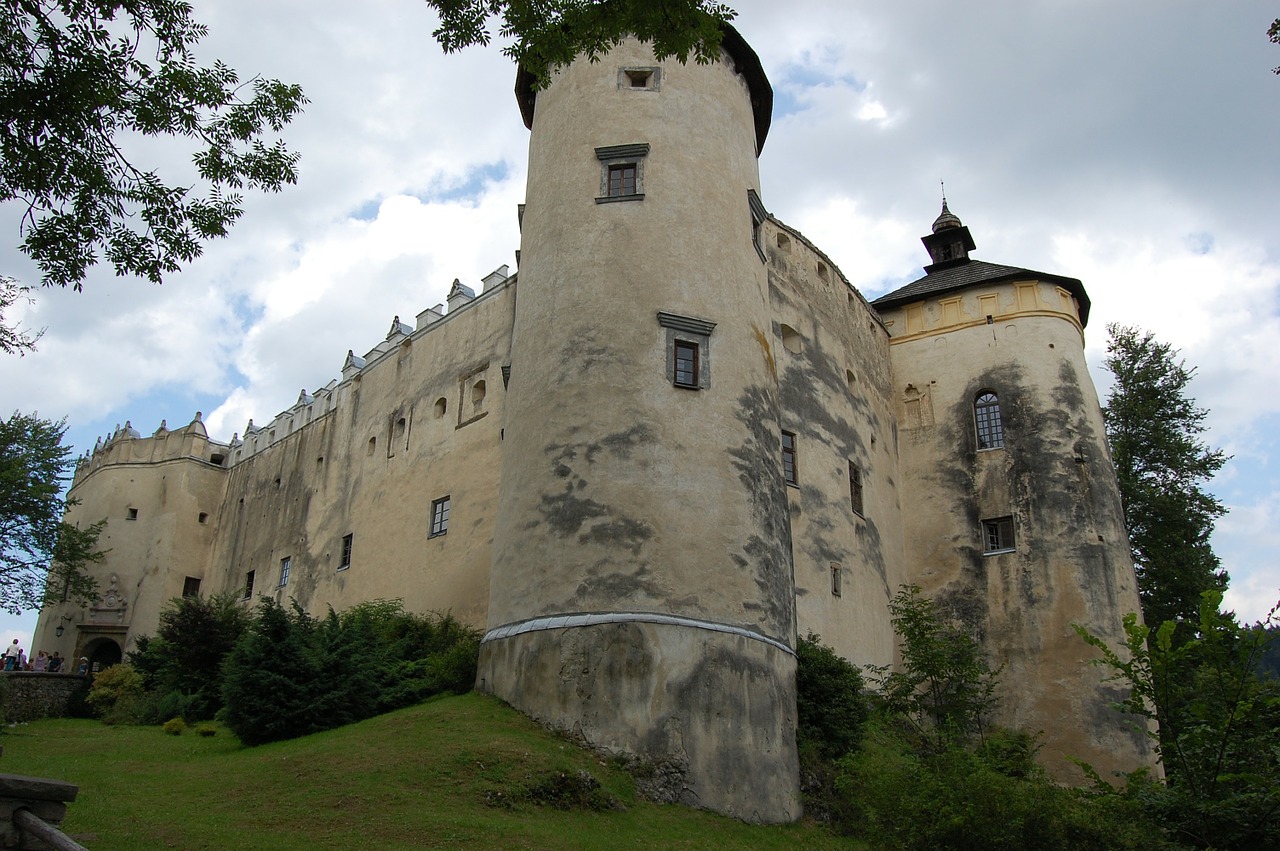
[515,25,773,155]
[871,203,1092,326]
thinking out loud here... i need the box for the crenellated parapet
[224,264,513,466]
[71,412,229,488]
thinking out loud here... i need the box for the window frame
[982,517,1016,555]
[673,339,699,388]
[595,143,649,204]
[658,311,715,390]
[182,576,201,598]
[975,391,1005,450]
[782,431,798,486]
[430,496,451,538]
[849,461,864,517]
[339,533,353,570]
[243,570,255,600]
[279,556,291,587]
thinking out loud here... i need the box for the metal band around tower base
[481,611,796,657]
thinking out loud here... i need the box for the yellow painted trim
[884,308,1084,346]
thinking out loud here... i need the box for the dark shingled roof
[871,259,1092,328]
[515,24,773,156]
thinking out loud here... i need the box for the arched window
[975,392,1004,449]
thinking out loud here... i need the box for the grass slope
[0,693,851,849]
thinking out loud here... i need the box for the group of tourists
[3,639,85,674]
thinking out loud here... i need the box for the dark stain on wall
[729,385,796,638]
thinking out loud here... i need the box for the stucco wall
[878,279,1154,779]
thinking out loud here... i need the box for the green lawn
[0,693,855,849]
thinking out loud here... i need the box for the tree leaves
[1102,324,1229,630]
[0,1,306,289]
[0,410,105,614]
[425,0,737,89]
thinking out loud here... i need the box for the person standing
[3,639,19,671]
[32,651,48,672]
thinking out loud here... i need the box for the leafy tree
[0,411,104,614]
[1102,324,1228,630]
[221,598,326,746]
[795,632,868,760]
[1271,18,1279,74]
[1076,592,1280,849]
[1,0,306,290]
[871,585,998,750]
[127,592,251,720]
[425,0,737,87]
[1,278,42,356]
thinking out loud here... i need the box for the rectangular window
[596,143,649,203]
[430,496,451,538]
[849,462,864,516]
[279,556,291,587]
[782,431,798,486]
[339,533,353,569]
[673,340,699,388]
[608,163,637,197]
[127,508,138,520]
[982,517,1015,554]
[243,570,255,600]
[831,564,842,597]
[182,577,201,598]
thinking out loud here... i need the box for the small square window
[339,533,353,569]
[243,570,255,600]
[658,311,715,391]
[849,462,864,517]
[782,431,798,486]
[619,66,660,90]
[596,143,649,204]
[198,512,208,524]
[430,496,451,538]
[608,163,637,197]
[982,517,1015,554]
[127,507,138,520]
[673,340,699,388]
[182,576,201,598]
[279,556,291,587]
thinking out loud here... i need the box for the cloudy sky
[3,1,1277,647]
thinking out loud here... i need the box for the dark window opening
[983,517,1015,554]
[626,69,651,87]
[243,570,255,600]
[674,340,699,388]
[831,564,842,597]
[182,577,201,597]
[849,462,864,516]
[198,512,208,524]
[975,391,1005,449]
[127,507,138,520]
[782,431,798,486]
[608,163,637,197]
[430,496,451,538]
[339,533,353,569]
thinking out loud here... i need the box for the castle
[36,26,1153,822]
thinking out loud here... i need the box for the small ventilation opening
[625,69,652,88]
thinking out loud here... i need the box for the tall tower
[478,31,801,821]
[872,203,1157,779]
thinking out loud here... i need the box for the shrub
[195,723,217,737]
[86,664,145,723]
[796,632,868,759]
[162,717,186,735]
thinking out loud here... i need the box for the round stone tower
[477,30,801,821]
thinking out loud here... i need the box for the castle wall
[35,439,228,660]
[204,284,515,625]
[877,279,1154,779]
[763,220,905,669]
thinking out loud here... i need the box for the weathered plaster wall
[35,430,228,660]
[204,285,514,626]
[763,220,904,670]
[878,279,1154,780]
